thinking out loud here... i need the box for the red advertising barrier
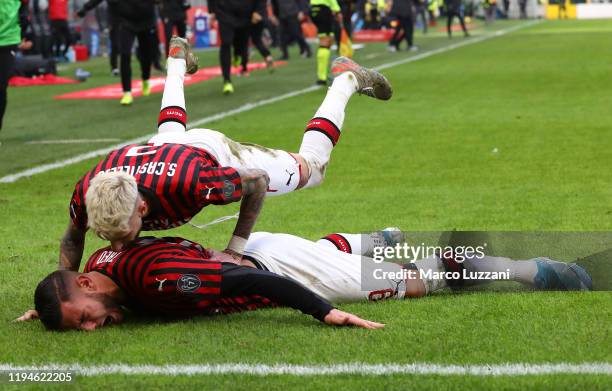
[9,74,78,87]
[352,29,395,42]
[54,61,287,100]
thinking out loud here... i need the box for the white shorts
[149,129,301,195]
[244,232,407,303]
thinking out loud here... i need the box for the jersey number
[126,146,159,157]
[368,289,395,301]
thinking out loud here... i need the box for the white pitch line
[25,139,122,145]
[0,21,541,184]
[0,86,318,184]
[374,20,541,72]
[0,362,609,377]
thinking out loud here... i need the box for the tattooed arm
[59,222,86,271]
[224,168,269,259]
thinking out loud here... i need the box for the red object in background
[48,0,68,21]
[55,61,287,100]
[157,19,166,46]
[302,22,317,38]
[9,74,78,87]
[353,29,395,42]
[73,45,89,61]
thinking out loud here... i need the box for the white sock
[316,233,364,255]
[463,256,539,286]
[298,73,358,188]
[158,57,187,134]
[414,255,449,294]
[313,72,358,128]
[414,255,541,294]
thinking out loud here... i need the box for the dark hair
[34,271,72,331]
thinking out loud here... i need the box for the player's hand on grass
[15,309,38,322]
[323,309,385,329]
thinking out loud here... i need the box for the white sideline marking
[0,362,609,377]
[0,21,541,184]
[25,139,122,145]
[0,86,317,184]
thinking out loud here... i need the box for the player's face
[60,293,124,331]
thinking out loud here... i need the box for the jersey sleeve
[69,186,88,230]
[197,166,243,206]
[142,255,223,300]
[220,264,335,321]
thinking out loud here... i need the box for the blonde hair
[86,171,139,241]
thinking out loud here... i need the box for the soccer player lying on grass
[59,36,393,272]
[21,229,591,331]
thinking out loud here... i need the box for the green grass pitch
[0,19,611,389]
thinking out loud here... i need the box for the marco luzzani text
[371,243,511,281]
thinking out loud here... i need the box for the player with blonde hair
[59,37,393,272]
[85,172,139,240]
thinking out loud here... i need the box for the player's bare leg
[157,36,198,134]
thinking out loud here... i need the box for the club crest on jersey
[223,180,235,198]
[177,274,201,293]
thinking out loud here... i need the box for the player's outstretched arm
[224,168,270,259]
[59,222,86,271]
[221,264,385,329]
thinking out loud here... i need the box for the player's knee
[310,173,324,188]
[404,264,427,298]
[405,280,427,299]
[302,157,326,189]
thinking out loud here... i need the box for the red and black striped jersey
[69,143,242,231]
[84,236,273,317]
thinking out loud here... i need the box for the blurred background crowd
[14,0,543,65]
[0,0,578,127]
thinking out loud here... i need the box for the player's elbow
[61,225,85,246]
[250,169,270,193]
[256,170,270,191]
[238,168,269,195]
[60,232,80,250]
